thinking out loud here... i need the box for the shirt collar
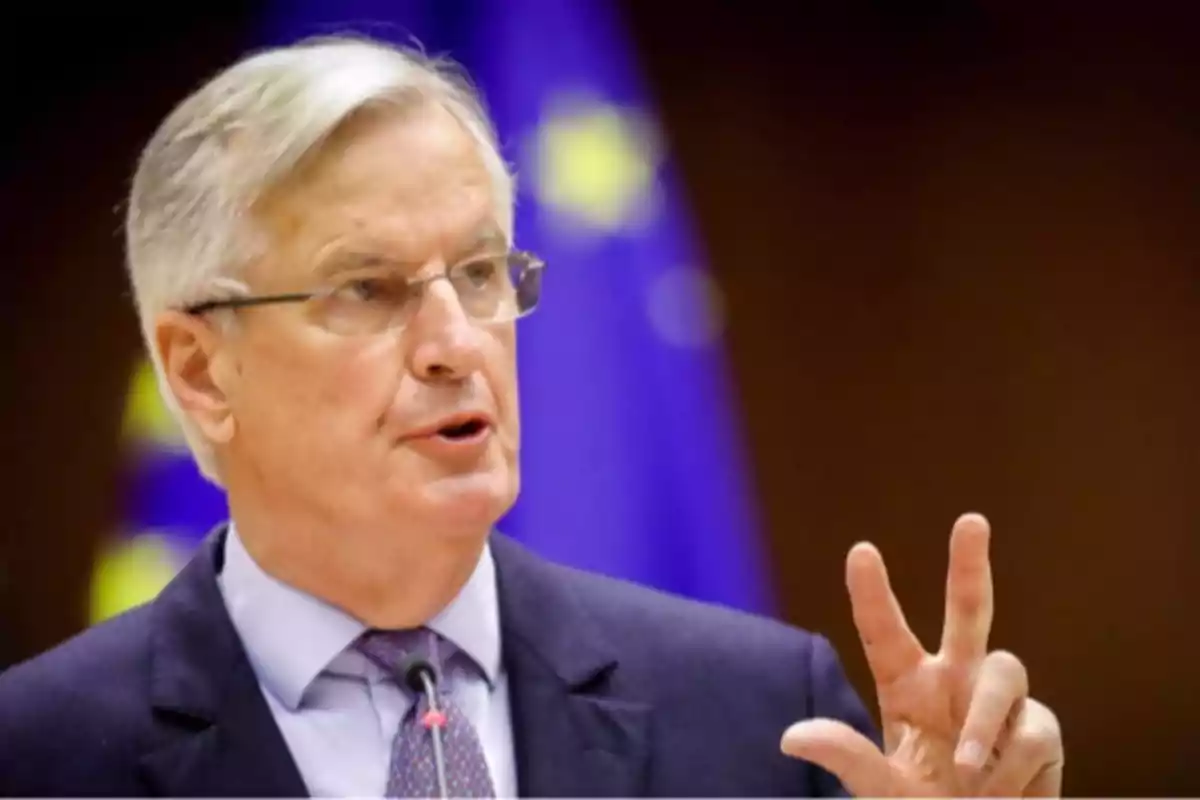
[217,522,501,711]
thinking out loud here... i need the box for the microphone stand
[415,668,451,800]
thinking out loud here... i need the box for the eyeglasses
[184,251,545,336]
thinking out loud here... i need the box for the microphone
[400,656,450,800]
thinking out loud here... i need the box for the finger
[1024,761,1065,797]
[846,542,926,687]
[954,650,1029,788]
[979,699,1064,797]
[781,717,893,798]
[940,513,994,664]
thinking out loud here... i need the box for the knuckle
[954,584,987,614]
[1026,699,1063,739]
[985,649,1028,687]
[1012,725,1057,761]
[1010,704,1061,760]
[969,676,1012,710]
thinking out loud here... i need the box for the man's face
[216,102,520,542]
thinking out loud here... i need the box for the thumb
[781,718,893,797]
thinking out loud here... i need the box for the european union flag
[107,0,771,620]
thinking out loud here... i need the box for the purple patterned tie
[356,628,496,798]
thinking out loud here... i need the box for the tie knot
[355,627,455,685]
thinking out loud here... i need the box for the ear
[154,310,239,445]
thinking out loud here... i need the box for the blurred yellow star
[121,358,186,449]
[531,97,660,232]
[89,532,184,623]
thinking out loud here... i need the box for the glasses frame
[182,250,546,330]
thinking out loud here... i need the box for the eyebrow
[312,226,508,280]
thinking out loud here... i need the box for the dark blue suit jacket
[0,527,879,796]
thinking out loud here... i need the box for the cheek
[242,327,401,433]
[319,338,402,413]
[486,328,520,433]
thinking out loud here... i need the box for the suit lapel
[137,527,308,798]
[491,534,652,797]
[136,526,651,797]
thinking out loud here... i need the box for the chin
[414,470,516,532]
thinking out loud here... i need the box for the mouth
[408,412,494,444]
[436,415,490,441]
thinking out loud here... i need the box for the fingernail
[955,740,986,769]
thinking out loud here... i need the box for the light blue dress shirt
[216,525,517,797]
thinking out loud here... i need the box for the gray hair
[124,35,515,483]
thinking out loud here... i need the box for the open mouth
[436,416,489,440]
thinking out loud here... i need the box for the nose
[405,277,486,383]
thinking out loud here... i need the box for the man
[0,35,1062,797]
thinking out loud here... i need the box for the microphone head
[399,655,438,694]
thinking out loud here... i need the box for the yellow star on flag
[121,358,185,450]
[529,95,661,232]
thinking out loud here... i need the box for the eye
[346,278,382,301]
[460,259,499,288]
[335,276,402,303]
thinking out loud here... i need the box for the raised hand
[781,513,1063,797]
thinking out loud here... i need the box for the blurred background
[2,1,1197,794]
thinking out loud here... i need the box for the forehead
[255,101,504,276]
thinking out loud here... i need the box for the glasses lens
[311,255,544,334]
[316,274,415,335]
[513,259,543,315]
[450,255,542,322]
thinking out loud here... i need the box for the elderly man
[0,35,1062,797]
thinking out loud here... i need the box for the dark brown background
[2,3,1196,794]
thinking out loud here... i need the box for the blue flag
[100,0,771,622]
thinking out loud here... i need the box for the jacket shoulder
[0,601,155,700]
[0,604,157,794]
[546,557,876,726]
[558,559,829,665]
[541,558,879,796]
